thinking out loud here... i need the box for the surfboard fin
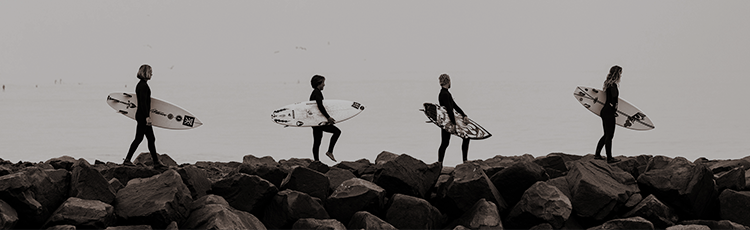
[284,125,290,128]
[118,110,128,114]
[425,121,433,123]
[123,93,132,97]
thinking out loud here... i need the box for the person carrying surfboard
[594,65,622,163]
[437,73,471,163]
[310,75,340,162]
[123,64,168,169]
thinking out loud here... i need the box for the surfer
[595,65,622,163]
[437,74,471,163]
[123,64,168,169]
[310,75,340,162]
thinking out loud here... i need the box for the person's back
[135,79,151,122]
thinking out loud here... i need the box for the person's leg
[322,125,341,162]
[143,125,164,167]
[312,127,323,161]
[125,123,146,164]
[438,129,451,163]
[461,138,470,162]
[603,117,616,161]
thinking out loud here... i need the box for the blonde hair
[439,74,450,87]
[603,65,622,90]
[137,64,152,80]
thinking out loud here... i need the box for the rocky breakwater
[1,152,750,229]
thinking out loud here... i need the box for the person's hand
[146,117,152,126]
[446,122,456,133]
[326,117,336,125]
[462,116,470,124]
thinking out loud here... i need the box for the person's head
[439,73,451,88]
[604,65,622,89]
[137,64,152,80]
[311,75,326,90]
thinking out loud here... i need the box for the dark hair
[137,64,152,80]
[311,75,325,88]
[604,65,622,89]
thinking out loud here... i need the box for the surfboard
[421,103,492,140]
[573,86,655,131]
[107,92,203,130]
[271,99,365,127]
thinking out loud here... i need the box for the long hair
[311,75,325,89]
[603,65,622,90]
[137,64,152,80]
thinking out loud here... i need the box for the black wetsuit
[596,84,619,159]
[438,87,470,163]
[310,88,341,161]
[126,79,159,162]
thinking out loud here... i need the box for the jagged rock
[132,152,178,167]
[279,158,313,172]
[108,178,124,193]
[326,178,386,224]
[715,166,746,192]
[22,167,69,227]
[70,159,116,204]
[165,221,178,230]
[472,154,536,177]
[347,211,397,230]
[643,155,674,171]
[622,194,678,229]
[546,176,572,201]
[182,195,266,230]
[590,216,654,230]
[115,169,192,229]
[0,172,42,228]
[439,163,506,219]
[680,220,749,230]
[292,218,346,230]
[263,189,329,229]
[638,157,718,220]
[308,160,330,174]
[237,155,286,188]
[374,151,399,165]
[211,173,277,216]
[506,181,571,229]
[195,161,241,183]
[719,189,750,227]
[566,159,639,220]
[533,154,568,178]
[490,160,549,209]
[43,197,115,229]
[611,155,652,180]
[448,198,503,230]
[100,165,160,186]
[280,166,330,201]
[104,225,152,230]
[334,159,373,176]
[385,193,444,230]
[0,199,18,229]
[373,153,441,199]
[666,225,711,230]
[530,223,554,230]
[176,165,211,199]
[325,167,356,191]
[44,156,77,171]
[0,165,12,177]
[46,225,76,230]
[705,159,750,174]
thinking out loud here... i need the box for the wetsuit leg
[596,110,616,159]
[312,127,323,161]
[438,129,451,163]
[461,138,470,162]
[321,125,341,154]
[126,122,146,161]
[143,125,159,164]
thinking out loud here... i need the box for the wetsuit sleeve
[135,81,151,120]
[607,86,619,108]
[439,90,457,124]
[311,89,331,119]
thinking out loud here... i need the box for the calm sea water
[1,71,747,167]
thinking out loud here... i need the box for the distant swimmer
[310,75,340,162]
[123,64,168,169]
[594,65,622,164]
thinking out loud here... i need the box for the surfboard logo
[183,115,195,127]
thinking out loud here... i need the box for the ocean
[1,71,747,167]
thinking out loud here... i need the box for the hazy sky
[2,1,749,84]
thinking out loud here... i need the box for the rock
[638,157,718,220]
[280,166,330,201]
[705,159,750,174]
[195,161,241,183]
[611,155,652,180]
[292,218,346,230]
[165,221,178,230]
[449,198,503,230]
[69,159,116,204]
[0,165,12,177]
[473,154,536,177]
[439,162,506,219]
[26,167,69,219]
[546,176,572,201]
[679,220,749,230]
[373,153,442,199]
[530,223,554,230]
[263,189,329,229]
[132,152,178,167]
[308,160,330,174]
[242,155,278,166]
[643,155,673,171]
[374,151,399,165]
[0,172,42,228]
[325,167,357,192]
[46,225,77,230]
[385,193,444,230]
[176,165,211,199]
[182,195,266,230]
[666,225,711,230]
[108,178,124,193]
[715,166,746,192]
[237,155,287,188]
[115,169,192,228]
[347,211,397,230]
[211,173,278,216]
[334,159,373,176]
[279,158,313,172]
[43,197,115,229]
[590,216,654,230]
[719,189,750,227]
[326,178,386,224]
[44,156,77,171]
[622,194,678,229]
[104,225,152,230]
[0,199,18,229]
[506,181,571,229]
[533,154,568,178]
[489,160,549,209]
[100,165,160,186]
[566,159,639,220]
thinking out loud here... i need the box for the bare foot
[326,152,337,162]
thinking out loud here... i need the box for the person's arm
[312,90,332,119]
[439,90,457,124]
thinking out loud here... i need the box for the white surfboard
[107,92,203,130]
[574,86,654,131]
[421,103,492,140]
[271,100,365,127]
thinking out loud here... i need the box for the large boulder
[292,218,346,230]
[0,172,42,228]
[195,161,242,183]
[611,155,652,180]
[715,166,745,192]
[100,165,160,186]
[347,211,397,230]
[679,220,749,230]
[24,167,70,223]
[449,198,503,230]
[719,189,750,227]
[43,197,116,229]
[385,193,444,230]
[325,167,357,192]
[176,165,211,199]
[638,157,718,220]
[182,195,267,230]
[280,166,330,201]
[44,156,77,171]
[666,224,711,230]
[334,159,374,177]
[622,194,679,229]
[438,162,506,219]
[590,216,655,230]
[373,153,442,199]
[263,189,329,229]
[211,173,278,216]
[238,155,287,187]
[474,154,536,177]
[0,199,18,229]
[506,181,572,229]
[132,152,178,167]
[70,159,116,204]
[279,158,313,172]
[489,160,549,209]
[326,178,386,224]
[115,169,192,229]
[533,154,568,178]
[566,159,639,220]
